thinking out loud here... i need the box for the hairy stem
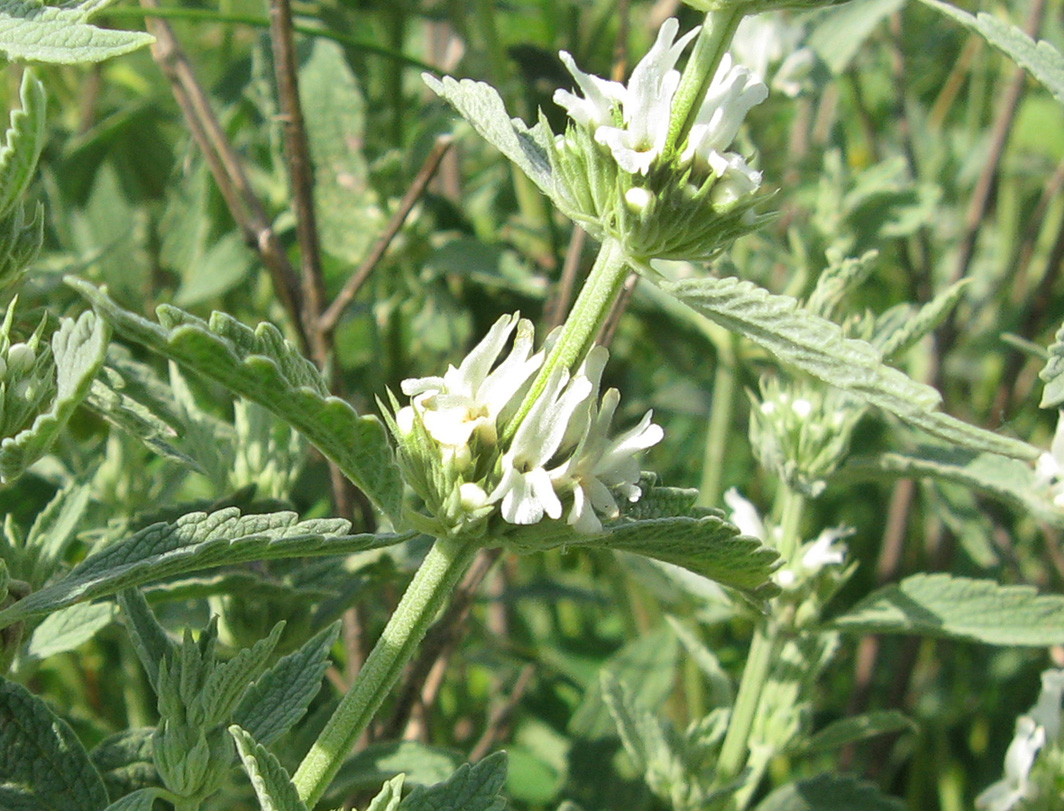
[293,536,478,806]
[503,237,629,443]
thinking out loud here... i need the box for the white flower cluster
[725,487,849,588]
[554,18,768,203]
[395,313,663,535]
[1035,410,1064,509]
[977,669,1064,811]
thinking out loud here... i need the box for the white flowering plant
[4,0,1064,810]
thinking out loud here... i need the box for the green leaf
[201,622,285,726]
[366,774,405,811]
[829,573,1064,645]
[664,616,733,708]
[233,621,340,746]
[807,0,905,74]
[799,711,914,754]
[69,279,403,522]
[916,0,1064,107]
[90,729,159,801]
[1041,320,1064,408]
[845,446,1064,529]
[0,0,153,64]
[0,676,109,811]
[660,275,1037,460]
[230,725,308,811]
[324,742,465,804]
[756,773,905,811]
[398,751,508,811]
[423,75,559,202]
[116,590,174,690]
[570,627,679,739]
[24,601,116,660]
[101,789,166,811]
[300,39,382,265]
[0,70,45,219]
[0,507,411,631]
[0,311,110,482]
[505,511,780,600]
[24,479,92,589]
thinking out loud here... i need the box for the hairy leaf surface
[398,751,507,811]
[0,508,411,630]
[661,276,1037,459]
[0,0,153,63]
[0,676,108,811]
[231,725,308,811]
[70,279,402,521]
[830,573,1064,644]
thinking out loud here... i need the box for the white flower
[800,527,850,572]
[489,366,594,525]
[731,13,814,99]
[554,52,625,131]
[550,349,664,533]
[976,716,1044,811]
[724,487,767,540]
[401,313,542,450]
[680,54,767,180]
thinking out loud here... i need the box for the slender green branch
[503,237,629,443]
[292,536,479,807]
[664,7,745,160]
[698,331,738,508]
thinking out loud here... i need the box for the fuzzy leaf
[661,275,1037,460]
[845,446,1064,529]
[116,590,174,690]
[69,279,402,521]
[0,0,153,64]
[0,311,110,482]
[505,512,779,600]
[830,573,1064,645]
[0,676,109,811]
[0,508,411,631]
[230,725,308,811]
[90,729,159,801]
[324,742,465,803]
[201,622,285,726]
[24,601,116,660]
[756,773,905,811]
[917,0,1064,107]
[398,751,508,811]
[423,75,558,200]
[24,479,92,588]
[0,70,45,219]
[1041,320,1064,408]
[233,621,340,746]
[665,616,733,707]
[799,711,914,754]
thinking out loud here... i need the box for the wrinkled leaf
[661,275,1037,460]
[90,729,159,801]
[0,676,109,811]
[231,725,308,811]
[69,279,402,521]
[233,621,340,746]
[830,573,1064,645]
[398,751,507,811]
[0,0,153,64]
[0,508,411,631]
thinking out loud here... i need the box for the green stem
[697,331,738,508]
[502,236,629,443]
[716,486,805,784]
[716,623,776,781]
[664,7,745,161]
[292,536,478,807]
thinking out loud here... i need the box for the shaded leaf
[366,774,405,811]
[101,789,165,811]
[0,508,411,631]
[799,711,915,754]
[69,279,402,522]
[807,0,905,74]
[24,601,115,660]
[756,773,905,811]
[398,751,507,811]
[0,676,108,811]
[830,573,1064,645]
[324,742,465,804]
[90,729,159,801]
[0,311,110,482]
[660,275,1037,460]
[116,590,174,690]
[0,70,46,219]
[233,621,340,746]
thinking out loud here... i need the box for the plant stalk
[292,536,478,807]
[503,236,629,443]
[664,7,745,160]
[698,331,737,508]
